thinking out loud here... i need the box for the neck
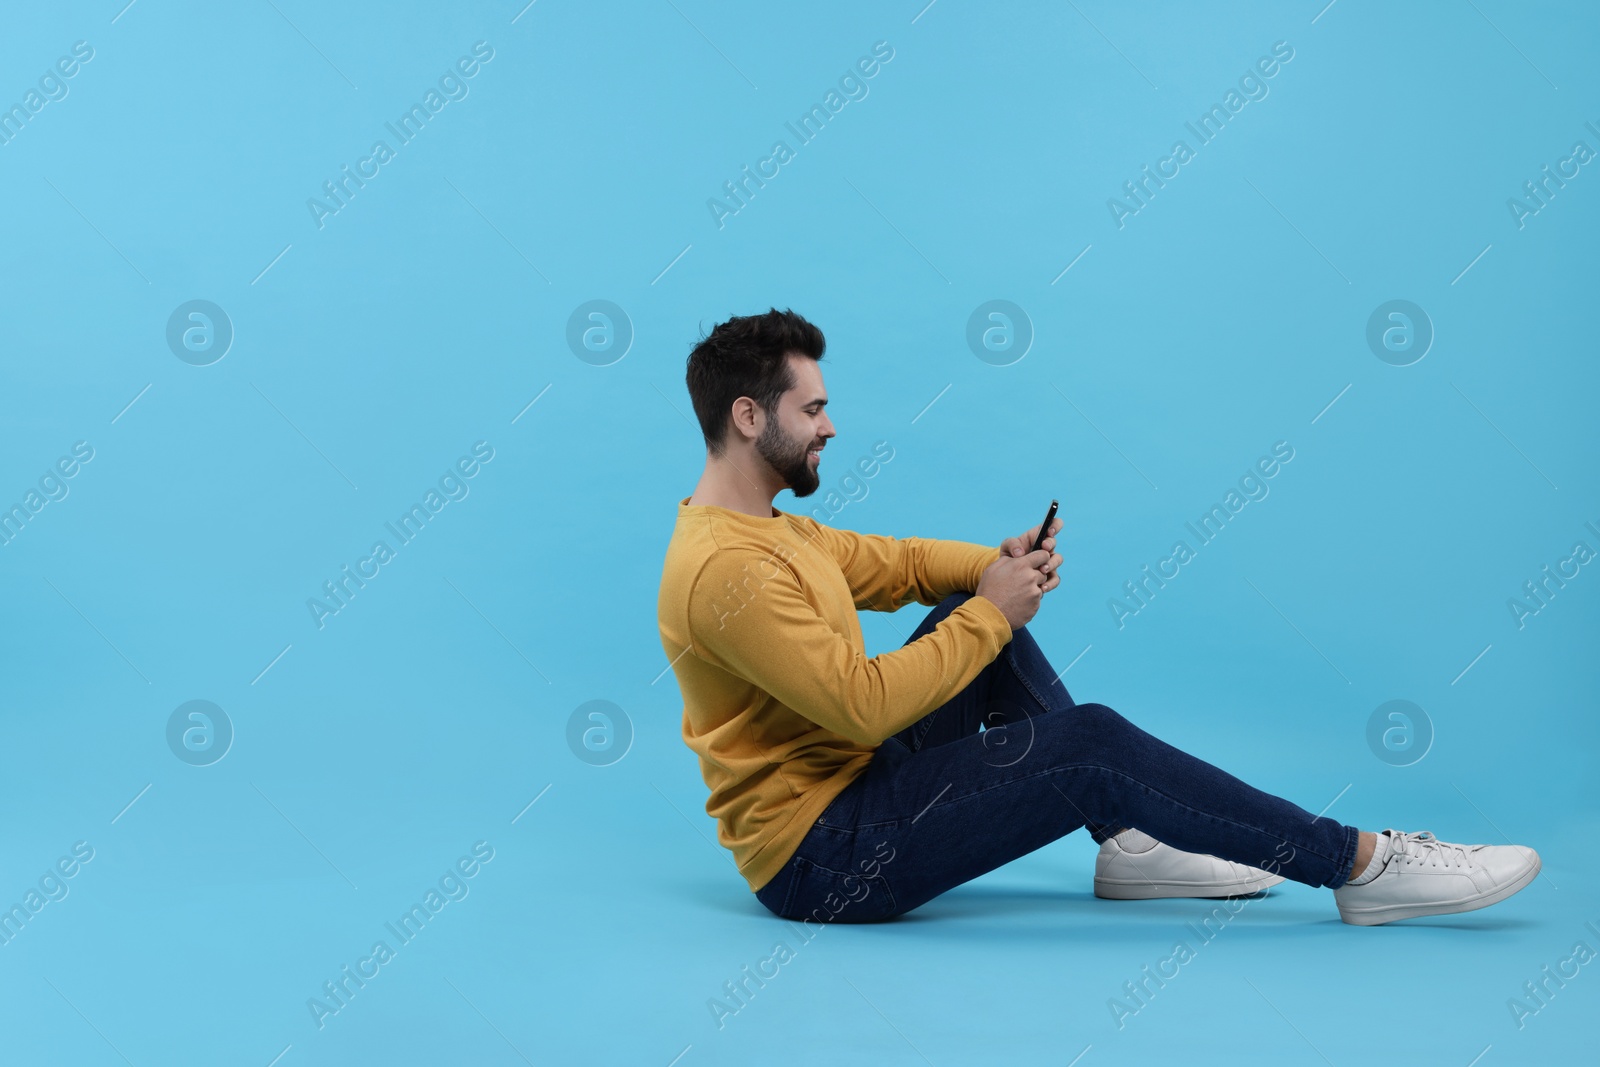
[688,449,781,518]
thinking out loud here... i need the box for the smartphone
[1030,499,1059,553]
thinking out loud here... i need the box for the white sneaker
[1332,829,1541,926]
[1093,829,1286,900]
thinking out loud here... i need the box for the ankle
[1349,830,1376,880]
[1342,830,1393,887]
[1111,827,1157,853]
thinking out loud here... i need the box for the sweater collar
[678,495,791,528]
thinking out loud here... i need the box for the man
[656,307,1540,926]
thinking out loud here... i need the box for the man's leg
[774,593,1359,922]
[843,696,1359,919]
[756,594,1536,927]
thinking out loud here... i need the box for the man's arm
[689,548,1011,745]
[809,522,1003,612]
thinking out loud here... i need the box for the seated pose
[656,308,1540,927]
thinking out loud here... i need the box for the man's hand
[999,516,1063,594]
[975,550,1051,630]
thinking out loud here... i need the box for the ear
[729,397,761,442]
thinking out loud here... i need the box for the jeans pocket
[777,856,897,925]
[814,780,861,829]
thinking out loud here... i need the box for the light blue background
[1,1,1596,1064]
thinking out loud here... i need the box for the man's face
[754,354,835,498]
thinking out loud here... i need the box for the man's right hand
[975,549,1053,630]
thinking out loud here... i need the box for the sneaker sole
[1335,854,1541,926]
[1094,874,1285,900]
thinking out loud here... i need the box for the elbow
[846,722,885,746]
[822,661,895,745]
[819,704,881,746]
[832,716,879,747]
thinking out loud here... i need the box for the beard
[756,417,820,498]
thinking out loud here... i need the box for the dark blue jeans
[753,592,1361,923]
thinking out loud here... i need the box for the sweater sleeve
[810,523,1004,612]
[688,549,1013,745]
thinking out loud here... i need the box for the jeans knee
[1033,702,1138,773]
[1073,702,1132,735]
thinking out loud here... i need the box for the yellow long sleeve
[658,497,1012,893]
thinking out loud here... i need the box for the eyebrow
[802,397,828,408]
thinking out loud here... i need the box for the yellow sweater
[657,496,1014,893]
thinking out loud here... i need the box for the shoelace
[1387,829,1479,870]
